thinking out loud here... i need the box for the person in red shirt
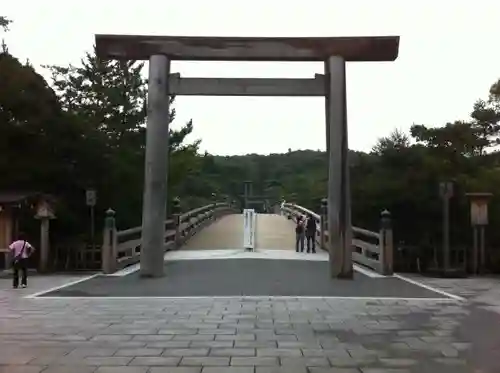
[295,216,305,252]
[9,232,35,289]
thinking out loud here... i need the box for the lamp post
[439,181,454,275]
[85,189,97,254]
[466,192,492,275]
[243,181,252,209]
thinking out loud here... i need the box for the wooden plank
[352,252,382,273]
[95,35,400,62]
[168,74,326,96]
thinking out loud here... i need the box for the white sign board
[243,208,256,250]
[471,200,488,226]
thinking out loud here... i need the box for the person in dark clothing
[295,216,305,252]
[305,213,317,253]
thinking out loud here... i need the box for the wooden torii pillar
[95,34,400,278]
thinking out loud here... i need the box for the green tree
[470,99,500,154]
[45,48,201,226]
[0,51,111,241]
[372,129,410,155]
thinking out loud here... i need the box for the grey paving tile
[132,335,174,341]
[379,358,417,367]
[162,348,209,357]
[302,349,349,357]
[209,348,255,357]
[67,348,118,357]
[201,368,254,373]
[234,341,276,348]
[433,358,467,365]
[216,334,256,341]
[0,355,35,364]
[149,369,201,373]
[197,329,236,335]
[256,368,307,373]
[309,369,360,373]
[277,341,321,348]
[173,335,215,341]
[41,368,97,373]
[84,356,133,365]
[114,348,163,356]
[90,335,132,342]
[281,357,330,366]
[190,341,234,348]
[147,341,191,348]
[129,356,180,366]
[328,356,377,367]
[361,368,411,373]
[256,348,302,357]
[180,357,230,366]
[230,357,278,366]
[0,367,46,373]
[95,368,148,373]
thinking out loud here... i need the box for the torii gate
[95,34,400,279]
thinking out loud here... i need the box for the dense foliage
[2,17,500,270]
[1,20,202,243]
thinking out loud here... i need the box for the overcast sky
[3,0,500,155]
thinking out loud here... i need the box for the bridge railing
[101,202,237,273]
[282,202,393,275]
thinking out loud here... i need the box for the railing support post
[320,198,328,251]
[211,193,217,221]
[173,214,181,247]
[172,197,182,248]
[379,209,394,275]
[102,208,117,274]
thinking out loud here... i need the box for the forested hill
[198,149,363,208]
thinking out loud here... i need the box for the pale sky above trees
[3,0,500,155]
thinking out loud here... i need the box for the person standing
[295,216,305,252]
[9,232,35,289]
[306,213,317,253]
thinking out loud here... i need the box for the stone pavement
[1,274,500,372]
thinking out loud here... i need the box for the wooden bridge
[101,201,393,277]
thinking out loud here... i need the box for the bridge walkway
[181,213,296,251]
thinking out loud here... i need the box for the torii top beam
[95,35,400,62]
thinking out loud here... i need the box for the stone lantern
[34,197,56,272]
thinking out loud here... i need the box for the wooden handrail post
[172,197,182,247]
[379,209,394,275]
[102,208,117,274]
[211,194,217,220]
[173,214,181,247]
[320,198,328,251]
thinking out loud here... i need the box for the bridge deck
[182,213,296,251]
[256,214,296,250]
